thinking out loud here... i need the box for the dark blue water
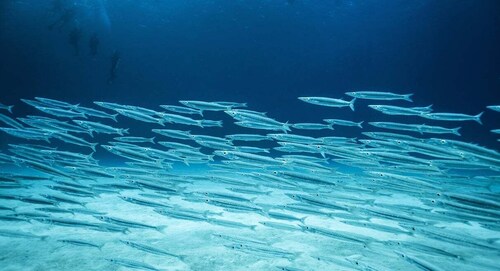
[0,0,499,145]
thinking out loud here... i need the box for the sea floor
[0,166,499,271]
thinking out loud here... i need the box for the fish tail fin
[349,98,356,111]
[111,113,119,122]
[327,124,334,130]
[452,127,461,136]
[87,130,94,138]
[208,155,215,162]
[150,137,155,143]
[283,121,292,133]
[90,143,98,152]
[404,93,414,102]
[7,105,14,114]
[300,217,307,224]
[474,111,484,125]
[158,119,165,126]
[123,128,130,135]
[197,121,204,128]
[358,121,364,128]
[156,225,168,232]
[199,110,204,117]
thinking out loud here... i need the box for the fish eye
[223,151,228,155]
[436,193,441,196]
[272,171,278,175]
[396,140,401,144]
[440,139,446,144]
[397,242,401,245]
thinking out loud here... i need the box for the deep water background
[0,0,499,150]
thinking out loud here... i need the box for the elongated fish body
[0,127,51,142]
[418,124,461,136]
[35,106,86,119]
[214,150,284,166]
[105,258,162,271]
[368,104,428,116]
[259,221,303,231]
[346,91,413,102]
[267,133,322,144]
[208,218,257,230]
[298,96,356,111]
[115,136,155,143]
[368,121,422,133]
[394,251,447,271]
[0,229,47,240]
[0,113,24,128]
[179,100,234,112]
[152,129,192,140]
[57,239,102,249]
[323,118,363,128]
[226,134,272,141]
[225,243,298,260]
[95,215,163,231]
[292,123,333,130]
[420,112,483,124]
[234,121,291,133]
[74,106,118,122]
[160,104,203,116]
[22,116,93,136]
[120,240,183,259]
[35,97,78,109]
[93,101,130,111]
[116,109,164,126]
[52,132,98,151]
[73,120,129,135]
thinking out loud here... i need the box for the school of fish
[0,92,499,271]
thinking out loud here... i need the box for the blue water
[1,1,499,145]
[0,1,499,271]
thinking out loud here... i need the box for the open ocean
[0,1,499,270]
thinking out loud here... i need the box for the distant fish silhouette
[108,50,121,84]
